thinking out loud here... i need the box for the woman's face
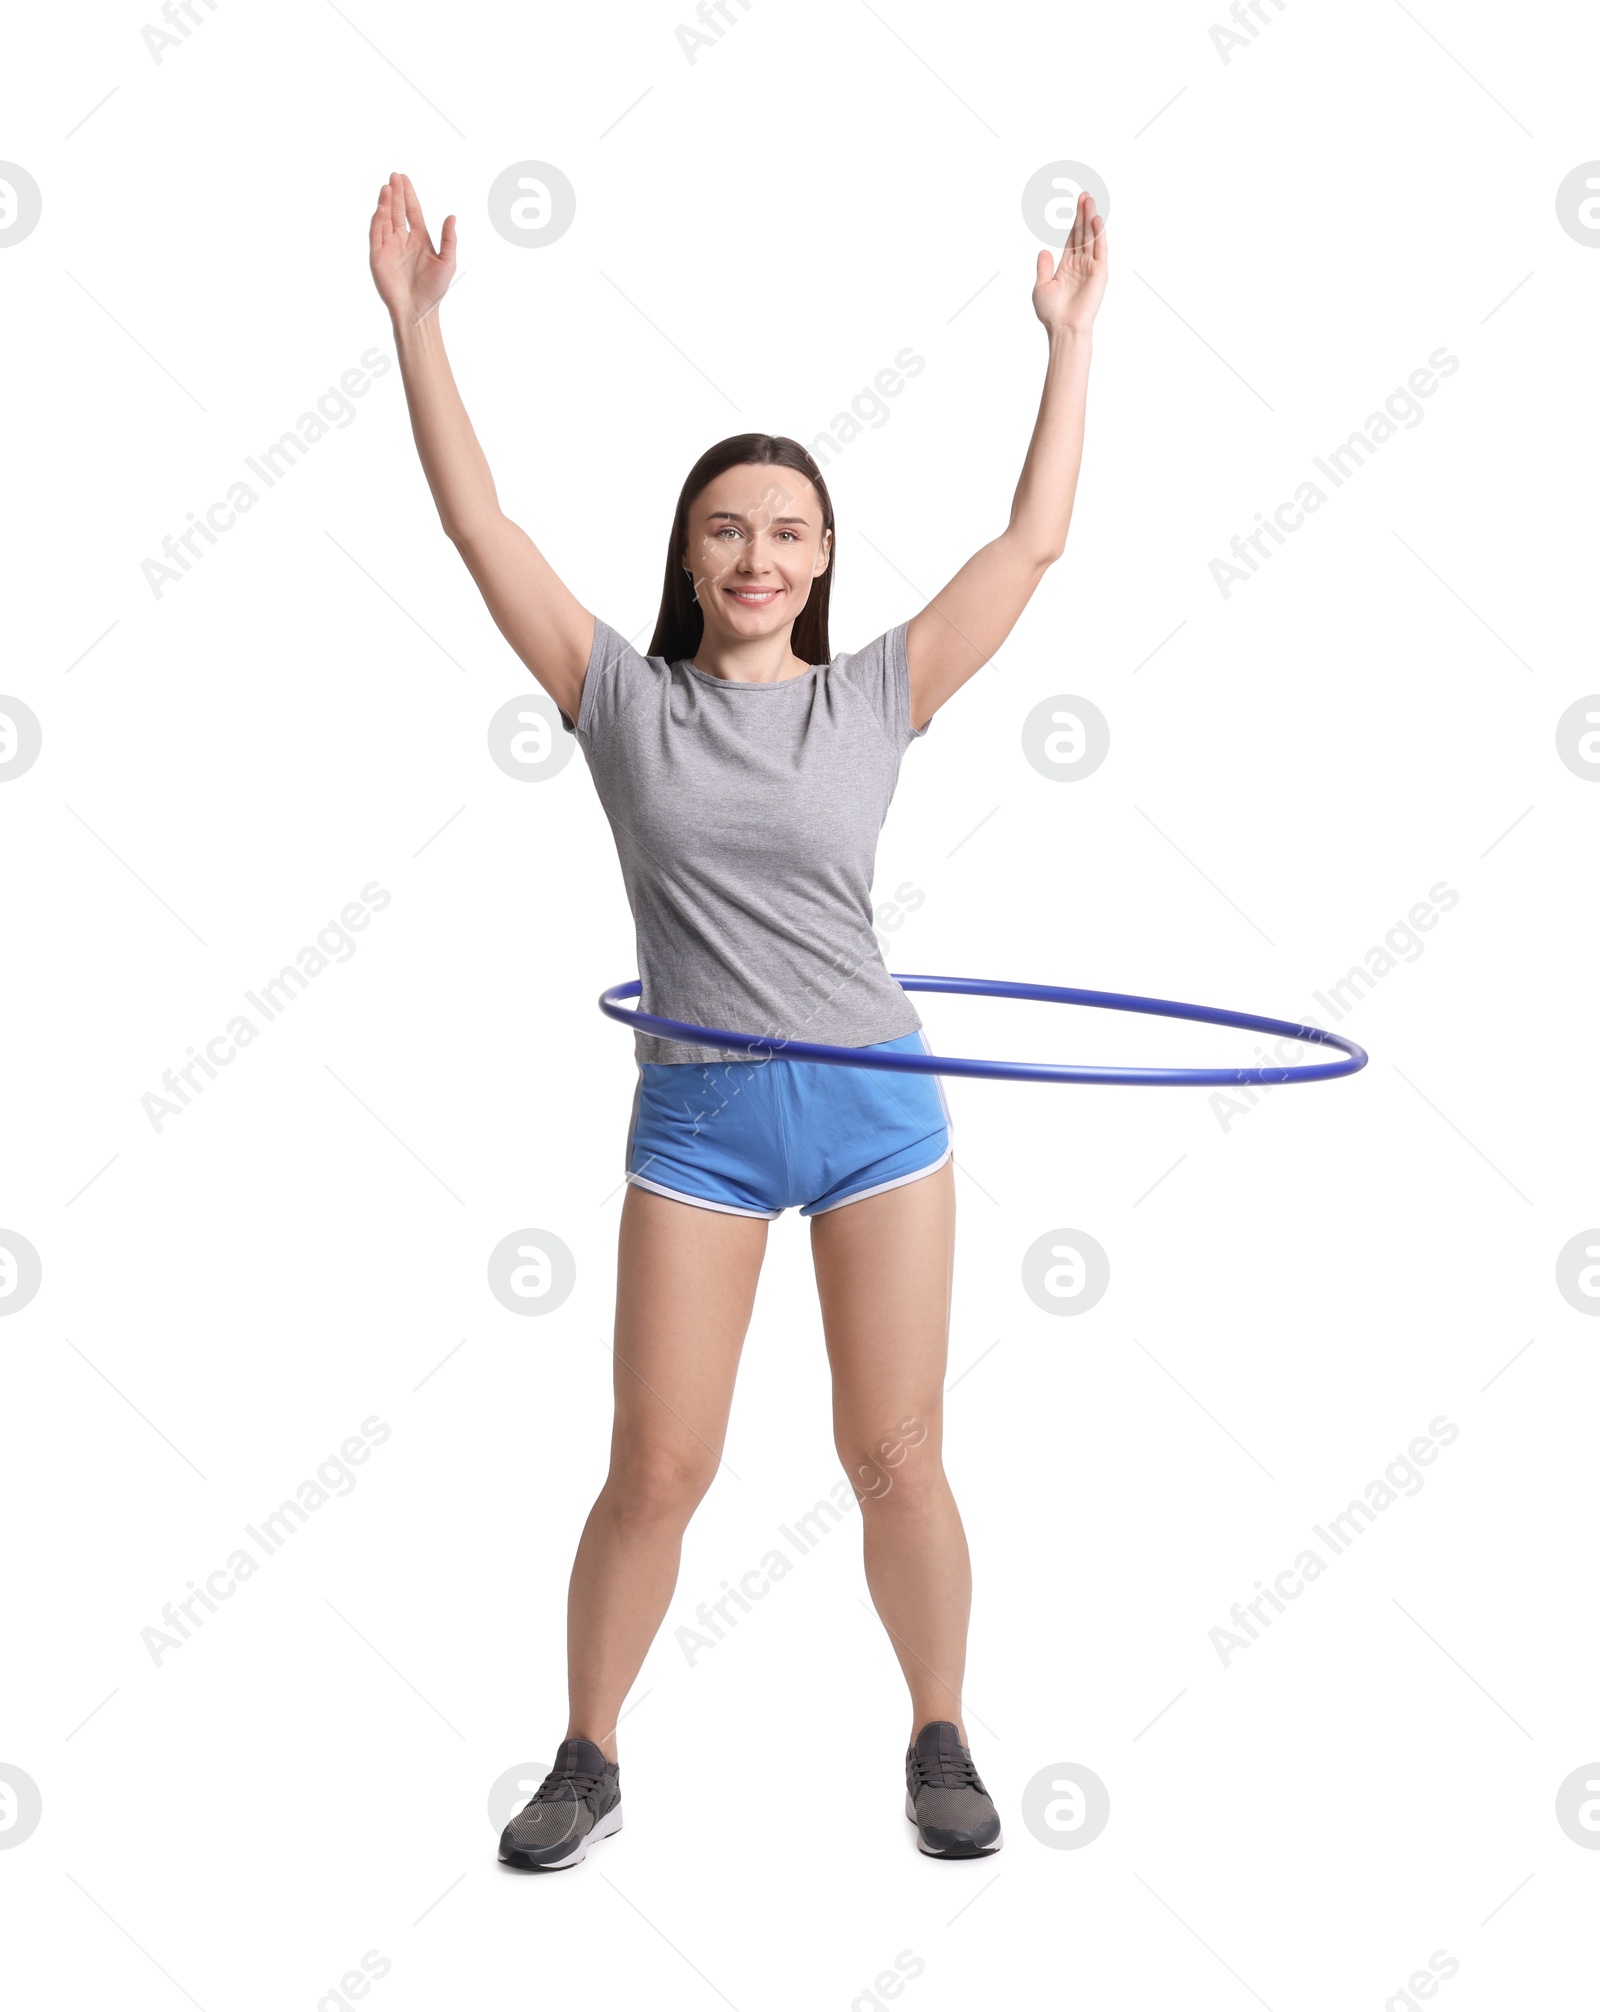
[681,464,831,648]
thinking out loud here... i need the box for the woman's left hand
[1032,190,1108,335]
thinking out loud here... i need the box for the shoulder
[562,619,672,738]
[824,620,928,747]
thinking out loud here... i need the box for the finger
[374,181,399,254]
[1056,199,1080,275]
[400,172,428,243]
[1072,190,1087,255]
[388,172,408,237]
[439,213,458,265]
[1036,248,1053,285]
[1090,210,1107,267]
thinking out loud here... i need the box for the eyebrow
[704,510,812,527]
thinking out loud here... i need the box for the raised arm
[904,191,1108,730]
[369,172,593,721]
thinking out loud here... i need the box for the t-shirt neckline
[678,658,823,691]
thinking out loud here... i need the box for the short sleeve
[561,617,657,742]
[832,621,928,752]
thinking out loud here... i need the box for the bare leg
[808,1159,972,1746]
[565,1185,769,1760]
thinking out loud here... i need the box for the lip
[723,586,783,603]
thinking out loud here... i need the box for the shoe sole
[500,1798,623,1872]
[905,1790,1003,1857]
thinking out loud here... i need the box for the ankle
[567,1726,619,1764]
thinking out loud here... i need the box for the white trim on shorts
[624,1170,782,1220]
[804,1142,953,1217]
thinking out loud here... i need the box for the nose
[736,534,778,575]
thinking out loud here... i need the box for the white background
[3,0,1597,2005]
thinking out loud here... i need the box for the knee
[607,1445,717,1529]
[837,1416,937,1513]
[840,1434,943,1511]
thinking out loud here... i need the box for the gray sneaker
[905,1721,1002,1857]
[498,1738,623,1871]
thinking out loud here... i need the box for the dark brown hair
[648,434,835,665]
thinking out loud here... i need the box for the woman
[368,170,1107,1868]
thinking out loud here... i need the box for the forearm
[1007,326,1093,564]
[391,309,501,542]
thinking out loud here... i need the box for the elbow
[1007,526,1066,569]
[442,510,498,552]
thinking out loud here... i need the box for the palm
[1032,191,1107,334]
[369,172,457,323]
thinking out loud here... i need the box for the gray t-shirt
[562,616,929,1065]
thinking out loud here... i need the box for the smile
[724,587,782,605]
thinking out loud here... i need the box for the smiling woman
[368,165,1108,1871]
[558,450,934,1069]
[654,438,838,679]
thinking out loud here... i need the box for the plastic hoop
[598,974,1367,1088]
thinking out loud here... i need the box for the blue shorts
[624,1030,952,1220]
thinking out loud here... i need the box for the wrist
[391,304,445,355]
[1047,322,1094,348]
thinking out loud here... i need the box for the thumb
[440,214,459,263]
[1035,248,1053,284]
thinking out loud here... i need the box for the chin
[721,598,789,625]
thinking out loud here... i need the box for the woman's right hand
[369,171,457,326]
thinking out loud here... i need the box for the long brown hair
[648,434,836,665]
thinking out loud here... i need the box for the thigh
[611,1183,770,1477]
[808,1158,956,1491]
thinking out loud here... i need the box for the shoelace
[910,1747,984,1793]
[533,1763,607,1804]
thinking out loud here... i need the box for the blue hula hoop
[598,975,1367,1088]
